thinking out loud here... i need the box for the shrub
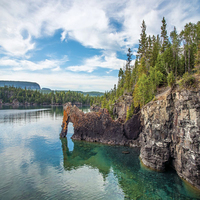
[167,72,175,87]
[179,72,196,88]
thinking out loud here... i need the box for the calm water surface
[0,106,199,200]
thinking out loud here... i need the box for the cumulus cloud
[0,70,117,92]
[0,55,68,71]
[0,0,199,91]
[0,0,199,56]
[67,53,126,73]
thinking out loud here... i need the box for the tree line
[92,17,200,119]
[0,86,91,105]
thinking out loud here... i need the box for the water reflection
[61,138,200,200]
[0,107,199,200]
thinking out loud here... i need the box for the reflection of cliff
[61,87,200,191]
[61,138,200,199]
[61,138,111,179]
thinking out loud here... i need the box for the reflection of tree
[60,139,198,199]
[60,138,111,180]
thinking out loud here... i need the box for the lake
[0,106,199,199]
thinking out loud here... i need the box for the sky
[0,0,200,92]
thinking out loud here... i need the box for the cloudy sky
[0,0,200,92]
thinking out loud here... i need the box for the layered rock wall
[140,87,200,190]
[60,102,141,146]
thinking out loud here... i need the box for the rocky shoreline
[0,99,89,107]
[60,86,200,191]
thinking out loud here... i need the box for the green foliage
[161,17,168,52]
[133,74,153,108]
[126,102,135,121]
[167,72,175,87]
[126,107,132,121]
[0,86,92,105]
[138,20,147,58]
[179,72,196,88]
[149,67,163,92]
[92,19,200,111]
[133,68,163,108]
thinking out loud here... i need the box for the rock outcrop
[60,102,141,146]
[113,95,133,121]
[140,86,200,190]
[90,104,101,112]
[60,86,200,190]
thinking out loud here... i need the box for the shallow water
[0,106,199,200]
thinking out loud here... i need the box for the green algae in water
[0,107,199,199]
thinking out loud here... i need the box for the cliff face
[60,102,141,146]
[60,87,200,190]
[113,95,133,121]
[140,87,200,190]
[0,81,41,90]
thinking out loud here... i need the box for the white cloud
[0,0,199,91]
[67,53,125,73]
[0,55,68,71]
[0,70,117,92]
[0,0,199,57]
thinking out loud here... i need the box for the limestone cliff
[140,86,200,190]
[60,102,141,146]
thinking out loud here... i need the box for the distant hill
[41,89,104,97]
[78,91,104,97]
[0,81,104,96]
[0,81,41,90]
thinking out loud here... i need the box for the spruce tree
[161,17,168,53]
[170,26,180,80]
[138,20,147,58]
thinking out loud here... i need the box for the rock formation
[60,86,200,190]
[113,95,133,121]
[60,102,141,146]
[140,87,200,190]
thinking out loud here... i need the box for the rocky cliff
[140,86,200,190]
[60,102,141,146]
[112,95,133,121]
[60,86,200,190]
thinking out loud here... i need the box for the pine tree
[127,48,132,66]
[170,26,180,80]
[138,20,147,59]
[161,17,168,53]
[150,35,160,67]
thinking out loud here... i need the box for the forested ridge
[91,17,200,119]
[0,86,91,105]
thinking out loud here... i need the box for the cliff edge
[140,86,200,190]
[60,85,200,190]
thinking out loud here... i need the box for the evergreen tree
[161,17,168,53]
[138,20,147,59]
[170,26,180,80]
[127,48,132,66]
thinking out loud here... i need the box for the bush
[179,72,196,88]
[167,72,175,87]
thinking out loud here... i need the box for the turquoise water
[0,106,199,200]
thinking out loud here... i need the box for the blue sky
[0,0,200,92]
